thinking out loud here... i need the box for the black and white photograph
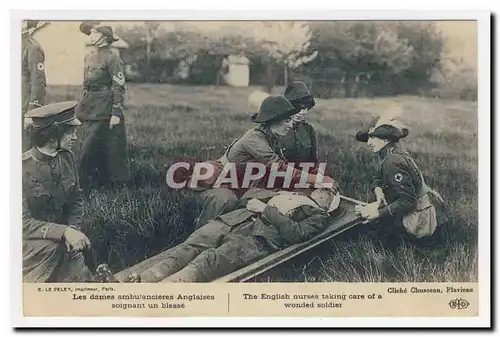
[11,10,491,327]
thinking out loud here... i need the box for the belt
[253,235,274,252]
[84,87,111,93]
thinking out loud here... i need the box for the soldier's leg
[194,188,239,230]
[74,120,104,194]
[401,228,438,249]
[23,239,65,283]
[162,235,271,283]
[92,120,115,187]
[376,221,404,251]
[105,116,131,186]
[138,219,232,282]
[50,251,94,283]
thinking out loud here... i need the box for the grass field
[46,83,478,282]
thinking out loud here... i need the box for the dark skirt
[74,118,131,191]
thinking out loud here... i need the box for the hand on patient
[355,202,380,221]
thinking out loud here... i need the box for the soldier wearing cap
[73,21,130,193]
[22,20,49,151]
[279,81,319,168]
[23,101,94,282]
[193,95,316,229]
[354,116,444,247]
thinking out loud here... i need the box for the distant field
[45,83,478,282]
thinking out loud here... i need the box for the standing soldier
[354,116,445,248]
[22,20,48,152]
[22,101,94,282]
[73,21,130,193]
[280,81,319,168]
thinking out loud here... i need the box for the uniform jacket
[22,36,46,114]
[218,125,310,190]
[76,46,126,120]
[222,125,286,165]
[278,120,318,165]
[373,143,426,220]
[23,147,84,241]
[215,188,331,251]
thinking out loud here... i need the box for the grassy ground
[45,83,478,282]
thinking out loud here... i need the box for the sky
[435,21,477,66]
[33,20,477,85]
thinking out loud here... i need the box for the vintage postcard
[11,10,491,328]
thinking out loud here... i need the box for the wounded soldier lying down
[126,186,341,283]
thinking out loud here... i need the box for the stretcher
[113,195,368,283]
[212,195,368,282]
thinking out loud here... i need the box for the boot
[93,263,120,283]
[123,273,142,283]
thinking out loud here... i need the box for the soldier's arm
[370,155,384,195]
[65,186,85,232]
[107,53,126,117]
[243,133,299,181]
[377,157,418,219]
[23,196,67,241]
[56,152,86,231]
[243,133,326,188]
[243,132,285,165]
[261,205,330,244]
[27,44,46,110]
[371,170,383,194]
[309,123,319,164]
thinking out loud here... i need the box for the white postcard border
[8,9,491,329]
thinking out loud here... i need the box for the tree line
[116,21,477,101]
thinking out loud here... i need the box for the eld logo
[448,298,470,310]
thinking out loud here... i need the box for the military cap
[252,96,301,124]
[78,21,102,35]
[25,20,40,30]
[284,81,315,109]
[95,26,119,42]
[79,21,118,42]
[355,117,379,142]
[356,116,409,142]
[22,20,50,34]
[368,124,409,142]
[25,101,81,128]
